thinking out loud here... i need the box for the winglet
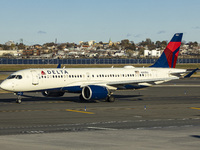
[150,33,183,68]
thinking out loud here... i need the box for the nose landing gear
[16,95,22,104]
[14,92,23,104]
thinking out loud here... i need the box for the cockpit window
[7,75,22,79]
[7,75,16,79]
[16,75,22,79]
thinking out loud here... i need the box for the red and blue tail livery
[150,33,183,68]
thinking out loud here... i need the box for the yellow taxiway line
[66,109,94,114]
[190,107,200,110]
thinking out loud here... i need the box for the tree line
[0,39,199,51]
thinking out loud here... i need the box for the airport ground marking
[87,127,117,131]
[190,107,200,110]
[66,109,94,114]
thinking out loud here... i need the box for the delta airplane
[0,33,187,103]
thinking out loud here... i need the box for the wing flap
[107,77,179,86]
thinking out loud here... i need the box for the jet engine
[82,85,108,100]
[42,91,65,97]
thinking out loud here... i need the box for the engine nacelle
[82,85,108,100]
[42,91,65,97]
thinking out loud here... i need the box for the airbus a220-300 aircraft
[0,33,187,103]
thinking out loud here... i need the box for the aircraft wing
[107,76,178,87]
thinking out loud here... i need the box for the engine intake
[82,85,108,100]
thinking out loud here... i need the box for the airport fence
[0,58,200,65]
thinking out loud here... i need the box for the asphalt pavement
[0,78,200,149]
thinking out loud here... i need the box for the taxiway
[0,78,200,149]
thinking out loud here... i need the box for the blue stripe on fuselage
[27,86,82,93]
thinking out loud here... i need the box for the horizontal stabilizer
[184,68,199,78]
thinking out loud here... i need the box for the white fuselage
[0,66,186,92]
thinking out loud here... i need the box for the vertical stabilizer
[150,33,183,68]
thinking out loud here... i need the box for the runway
[0,78,200,149]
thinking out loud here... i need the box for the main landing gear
[106,95,115,102]
[79,93,115,102]
[105,92,115,102]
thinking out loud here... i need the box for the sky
[1,0,200,45]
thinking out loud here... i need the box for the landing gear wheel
[16,95,22,104]
[107,95,115,102]
[16,99,22,104]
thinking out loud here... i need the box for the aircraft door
[31,70,39,85]
[151,69,157,78]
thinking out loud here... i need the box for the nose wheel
[16,95,22,104]
[14,92,23,104]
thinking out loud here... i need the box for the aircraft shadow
[114,94,142,99]
[190,135,200,139]
[0,94,143,103]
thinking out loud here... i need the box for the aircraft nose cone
[0,82,6,90]
[0,81,13,91]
